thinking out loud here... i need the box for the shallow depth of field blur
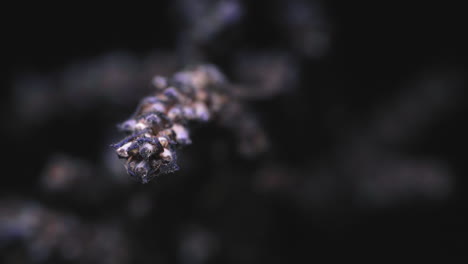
[1,1,467,263]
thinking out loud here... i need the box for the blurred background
[1,0,467,262]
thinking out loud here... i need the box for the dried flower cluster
[111,64,232,183]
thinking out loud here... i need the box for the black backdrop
[2,1,467,262]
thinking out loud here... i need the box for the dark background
[1,1,467,262]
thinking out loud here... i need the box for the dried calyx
[111,64,231,183]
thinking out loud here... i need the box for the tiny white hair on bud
[135,122,148,131]
[158,137,169,148]
[160,148,173,162]
[172,124,191,144]
[116,142,132,157]
[140,143,154,152]
[135,161,149,177]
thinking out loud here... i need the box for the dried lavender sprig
[111,64,233,183]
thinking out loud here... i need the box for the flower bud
[139,143,155,159]
[172,124,191,145]
[152,76,167,89]
[116,142,132,158]
[160,148,173,163]
[158,137,169,148]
